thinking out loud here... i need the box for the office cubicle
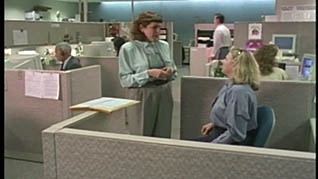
[180,77,316,152]
[5,20,105,47]
[5,65,102,162]
[233,21,316,58]
[78,56,125,98]
[42,111,315,179]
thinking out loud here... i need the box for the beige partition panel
[5,65,101,162]
[190,47,212,76]
[42,113,315,179]
[5,20,105,47]
[173,41,182,66]
[180,77,316,152]
[79,56,125,98]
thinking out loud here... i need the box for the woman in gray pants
[118,11,177,138]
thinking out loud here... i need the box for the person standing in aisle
[211,13,232,60]
[118,11,177,138]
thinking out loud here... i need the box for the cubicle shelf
[195,23,234,47]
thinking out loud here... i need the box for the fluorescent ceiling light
[56,0,101,2]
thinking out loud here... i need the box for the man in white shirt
[211,13,232,60]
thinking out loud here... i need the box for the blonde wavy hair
[130,11,163,41]
[228,47,260,91]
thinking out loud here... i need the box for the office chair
[253,105,276,147]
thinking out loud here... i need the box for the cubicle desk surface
[5,65,102,162]
[42,111,315,179]
[180,76,316,152]
[79,56,125,98]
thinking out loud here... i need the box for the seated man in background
[113,36,127,56]
[55,42,82,71]
[254,44,288,80]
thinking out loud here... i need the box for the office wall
[5,0,39,20]
[5,20,105,47]
[233,21,316,58]
[38,0,79,21]
[5,0,78,21]
[275,0,316,20]
[88,0,275,44]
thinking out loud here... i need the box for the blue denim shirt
[210,81,258,144]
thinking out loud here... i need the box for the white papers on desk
[77,97,137,109]
[285,65,299,80]
[13,30,28,45]
[25,71,60,100]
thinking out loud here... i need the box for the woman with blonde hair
[119,11,177,138]
[254,44,288,80]
[195,47,260,145]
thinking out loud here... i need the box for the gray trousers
[125,82,173,138]
[216,46,230,60]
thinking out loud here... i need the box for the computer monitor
[272,34,296,54]
[300,53,316,81]
[5,55,43,70]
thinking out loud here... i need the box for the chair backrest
[253,105,276,147]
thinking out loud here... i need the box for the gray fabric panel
[69,65,102,118]
[180,77,225,140]
[5,70,64,159]
[42,128,59,179]
[255,80,315,151]
[79,57,125,98]
[5,67,103,162]
[68,110,128,134]
[53,132,315,179]
[180,77,316,151]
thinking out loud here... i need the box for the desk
[277,60,301,80]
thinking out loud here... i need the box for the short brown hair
[254,44,278,76]
[130,11,163,41]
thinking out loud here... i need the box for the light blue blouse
[118,40,177,88]
[209,81,258,144]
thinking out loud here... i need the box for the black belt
[128,80,169,89]
[149,80,169,86]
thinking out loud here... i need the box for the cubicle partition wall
[42,112,315,179]
[233,21,316,58]
[5,20,105,47]
[189,47,212,76]
[79,56,125,98]
[5,65,102,162]
[180,76,316,152]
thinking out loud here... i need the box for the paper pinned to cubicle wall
[13,30,28,45]
[248,23,262,40]
[25,71,60,100]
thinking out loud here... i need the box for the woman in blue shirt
[196,47,260,145]
[119,11,177,138]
